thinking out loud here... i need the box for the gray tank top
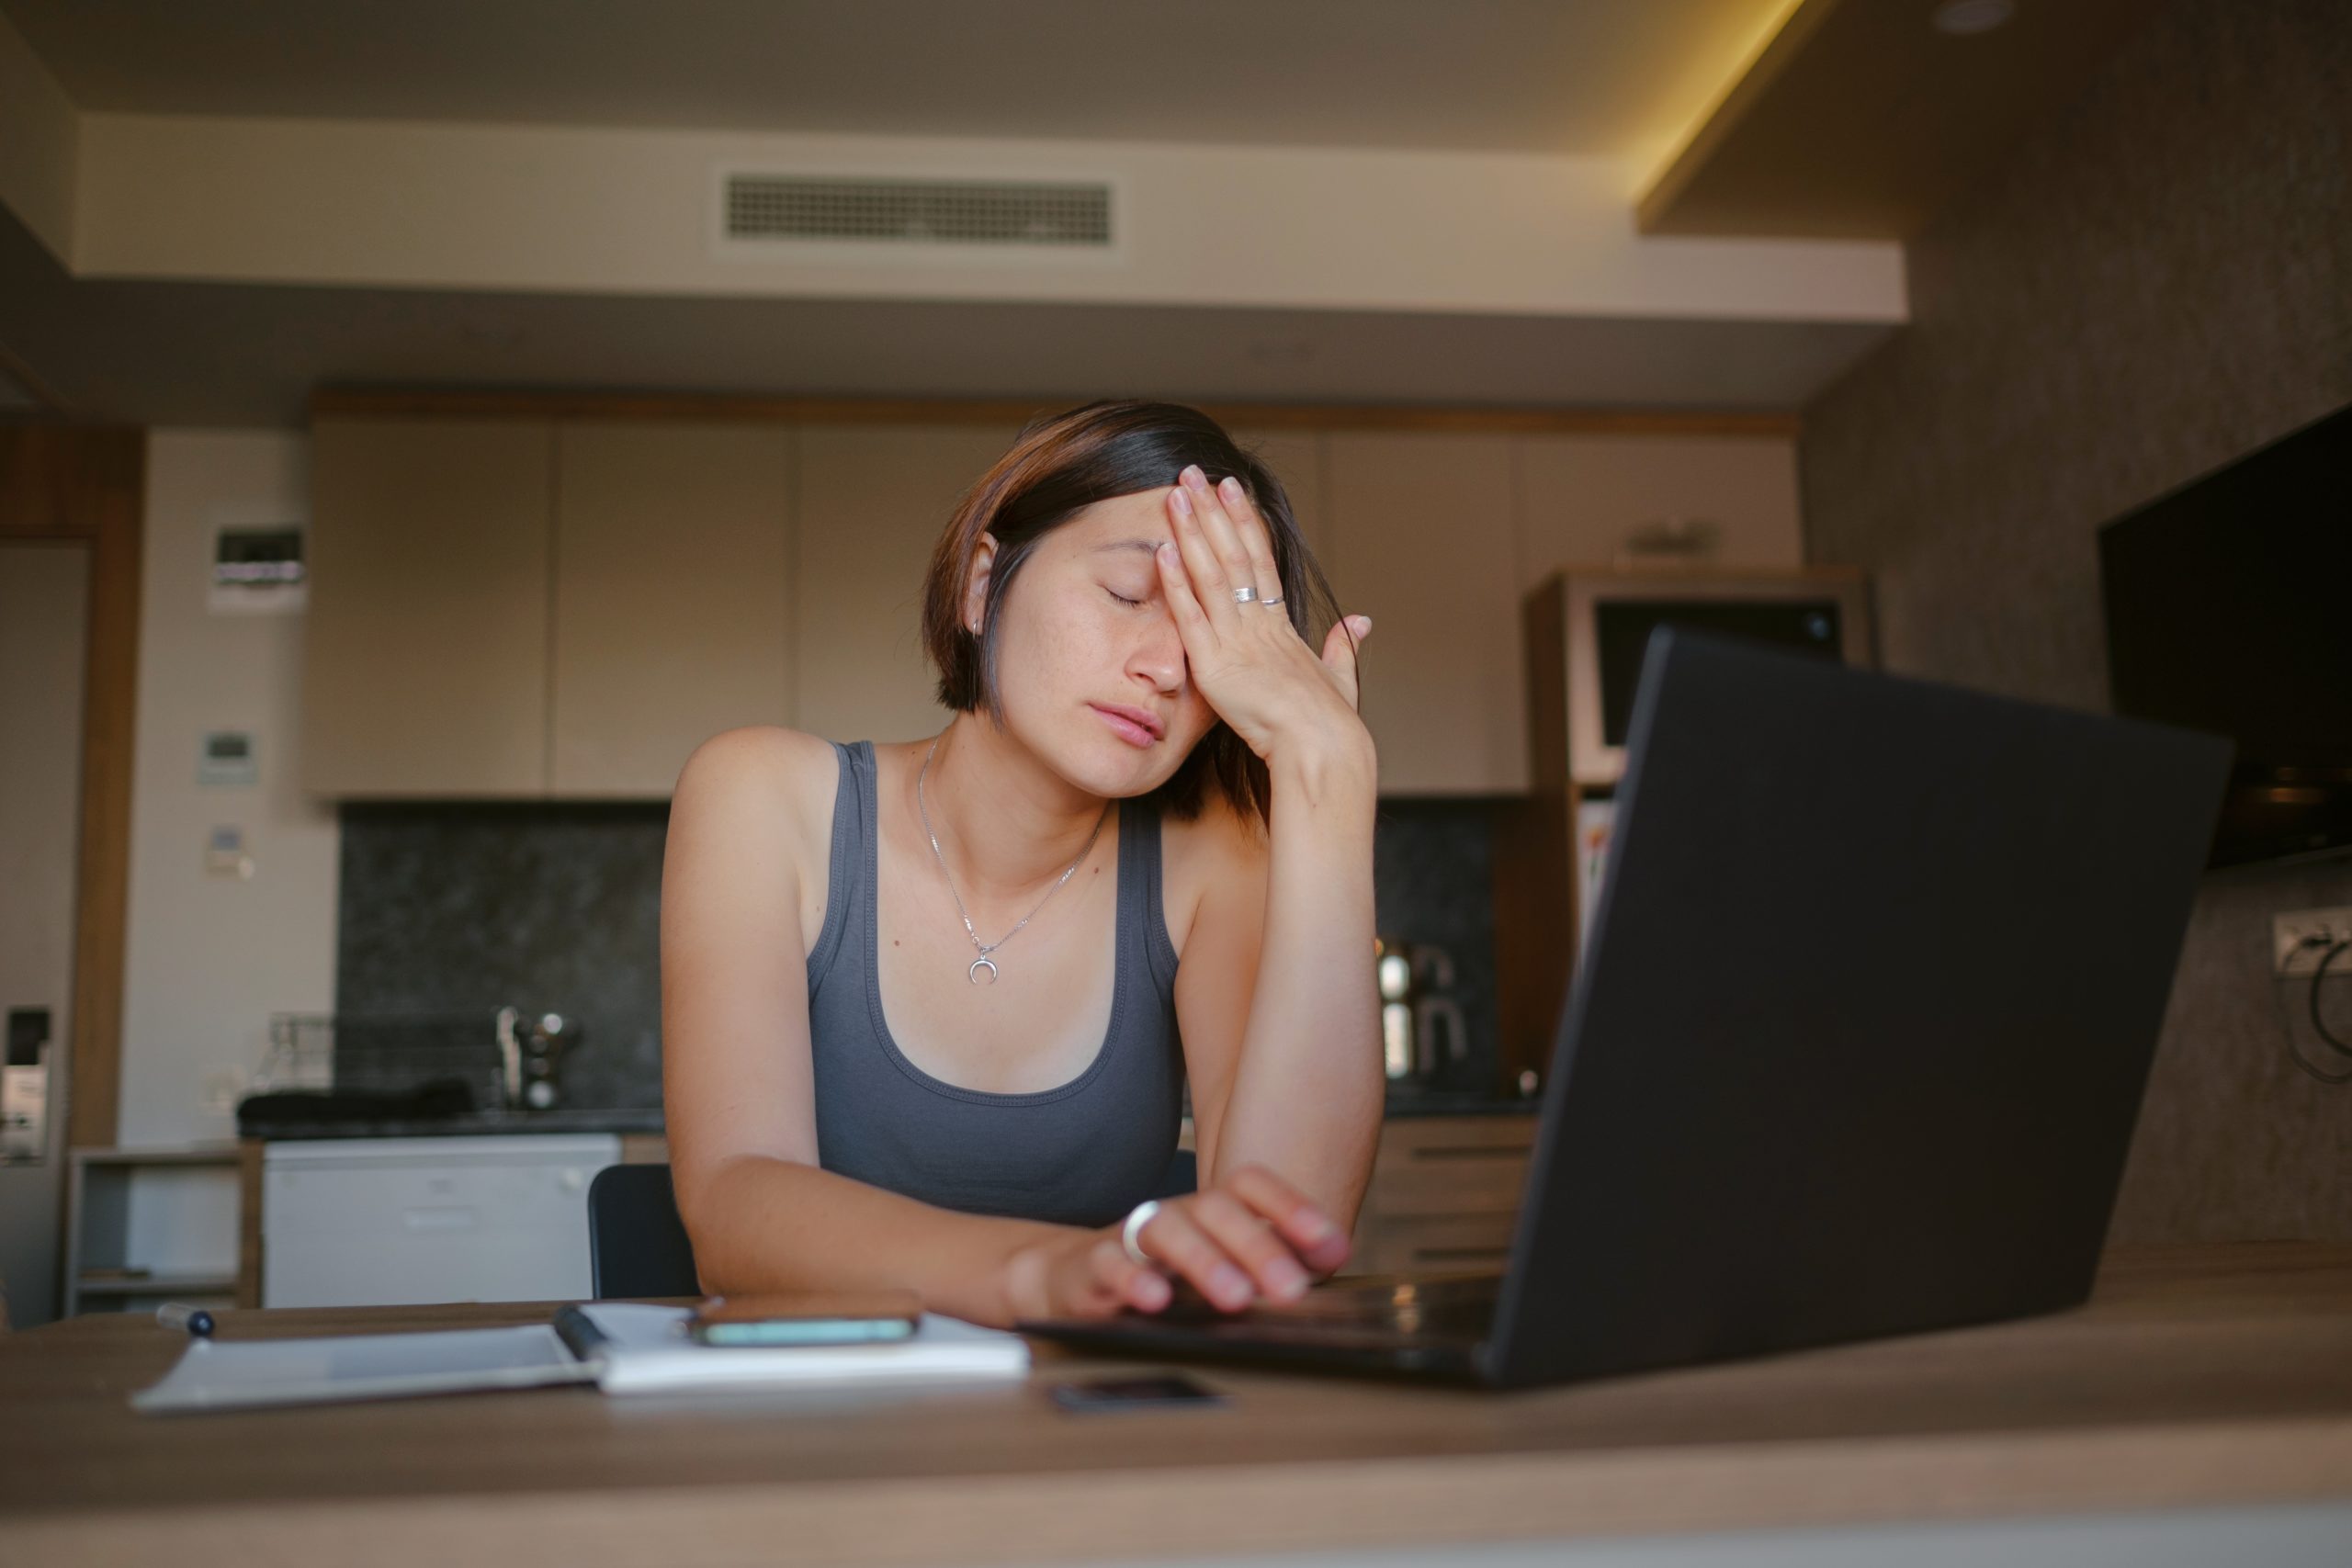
[805,739,1187,1228]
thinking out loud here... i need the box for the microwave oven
[1556,566,1876,787]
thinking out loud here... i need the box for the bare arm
[659,728,1067,1326]
[1152,464,1386,1247]
[1180,741,1384,1233]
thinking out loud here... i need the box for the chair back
[586,1163,700,1299]
[1152,1147,1198,1200]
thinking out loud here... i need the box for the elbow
[673,1149,811,1292]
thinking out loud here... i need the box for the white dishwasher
[263,1134,621,1308]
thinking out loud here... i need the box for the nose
[1127,605,1186,694]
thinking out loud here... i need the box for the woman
[660,400,1382,1329]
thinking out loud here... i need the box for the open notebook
[130,1303,1030,1415]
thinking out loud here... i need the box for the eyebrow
[1091,539,1163,558]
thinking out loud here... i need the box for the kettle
[1374,937,1469,1089]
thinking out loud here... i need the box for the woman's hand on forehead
[1155,464,1373,767]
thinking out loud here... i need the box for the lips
[1091,703,1165,747]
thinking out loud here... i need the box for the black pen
[155,1302,215,1337]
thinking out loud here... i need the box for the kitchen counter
[240,1106,666,1140]
[243,1098,1531,1141]
[8,1243,2348,1566]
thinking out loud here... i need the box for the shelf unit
[62,1144,243,1317]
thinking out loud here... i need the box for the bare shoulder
[669,727,843,908]
[1159,779,1272,960]
[676,724,837,808]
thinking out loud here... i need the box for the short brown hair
[920,400,1351,829]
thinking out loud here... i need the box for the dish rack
[254,1008,575,1112]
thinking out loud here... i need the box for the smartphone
[688,1291,922,1348]
[1047,1372,1229,1414]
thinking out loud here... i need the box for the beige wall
[119,431,339,1147]
[1800,0,2352,1241]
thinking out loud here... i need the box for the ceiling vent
[720,173,1114,249]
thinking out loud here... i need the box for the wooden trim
[69,453,141,1153]
[236,1140,265,1310]
[1492,575,1576,1098]
[616,1134,669,1166]
[309,388,1799,439]
[0,427,144,1162]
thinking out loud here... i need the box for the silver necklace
[915,737,1111,985]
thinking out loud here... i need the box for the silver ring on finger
[1230,585,1258,604]
[1120,1199,1161,1266]
[1260,594,1286,609]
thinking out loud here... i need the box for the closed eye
[1105,588,1148,608]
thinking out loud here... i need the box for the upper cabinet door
[1326,433,1525,795]
[551,423,793,796]
[793,423,1021,745]
[302,418,555,796]
[1514,434,1803,586]
[1227,430,1330,581]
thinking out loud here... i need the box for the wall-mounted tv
[2098,402,2352,867]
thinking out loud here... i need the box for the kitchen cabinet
[260,1134,620,1308]
[1325,433,1524,795]
[1227,429,1329,567]
[300,407,1798,801]
[791,423,1017,743]
[551,423,793,795]
[61,1144,243,1317]
[1340,1114,1535,1277]
[1514,432,1803,588]
[302,418,556,795]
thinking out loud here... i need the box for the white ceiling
[4,0,1905,424]
[0,202,1890,425]
[0,0,1781,163]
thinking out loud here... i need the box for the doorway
[0,541,89,1327]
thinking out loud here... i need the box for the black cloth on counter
[236,1077,477,1134]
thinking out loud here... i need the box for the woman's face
[974,488,1223,797]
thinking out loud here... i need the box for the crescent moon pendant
[968,956,1000,985]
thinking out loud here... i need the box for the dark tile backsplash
[337,801,671,1111]
[337,795,1506,1111]
[1372,798,1504,1095]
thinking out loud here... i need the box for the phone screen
[1047,1373,1229,1413]
[692,1317,917,1347]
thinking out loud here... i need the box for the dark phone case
[1047,1373,1229,1413]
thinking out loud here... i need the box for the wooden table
[6,1244,2350,1566]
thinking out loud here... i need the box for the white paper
[129,1306,1030,1415]
[574,1303,1030,1395]
[130,1325,594,1415]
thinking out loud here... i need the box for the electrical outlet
[2272,908,2352,976]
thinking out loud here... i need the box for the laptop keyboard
[1152,1271,1503,1338]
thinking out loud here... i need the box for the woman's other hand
[1000,1162,1351,1321]
[1156,465,1373,767]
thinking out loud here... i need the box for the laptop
[1017,628,2233,1389]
